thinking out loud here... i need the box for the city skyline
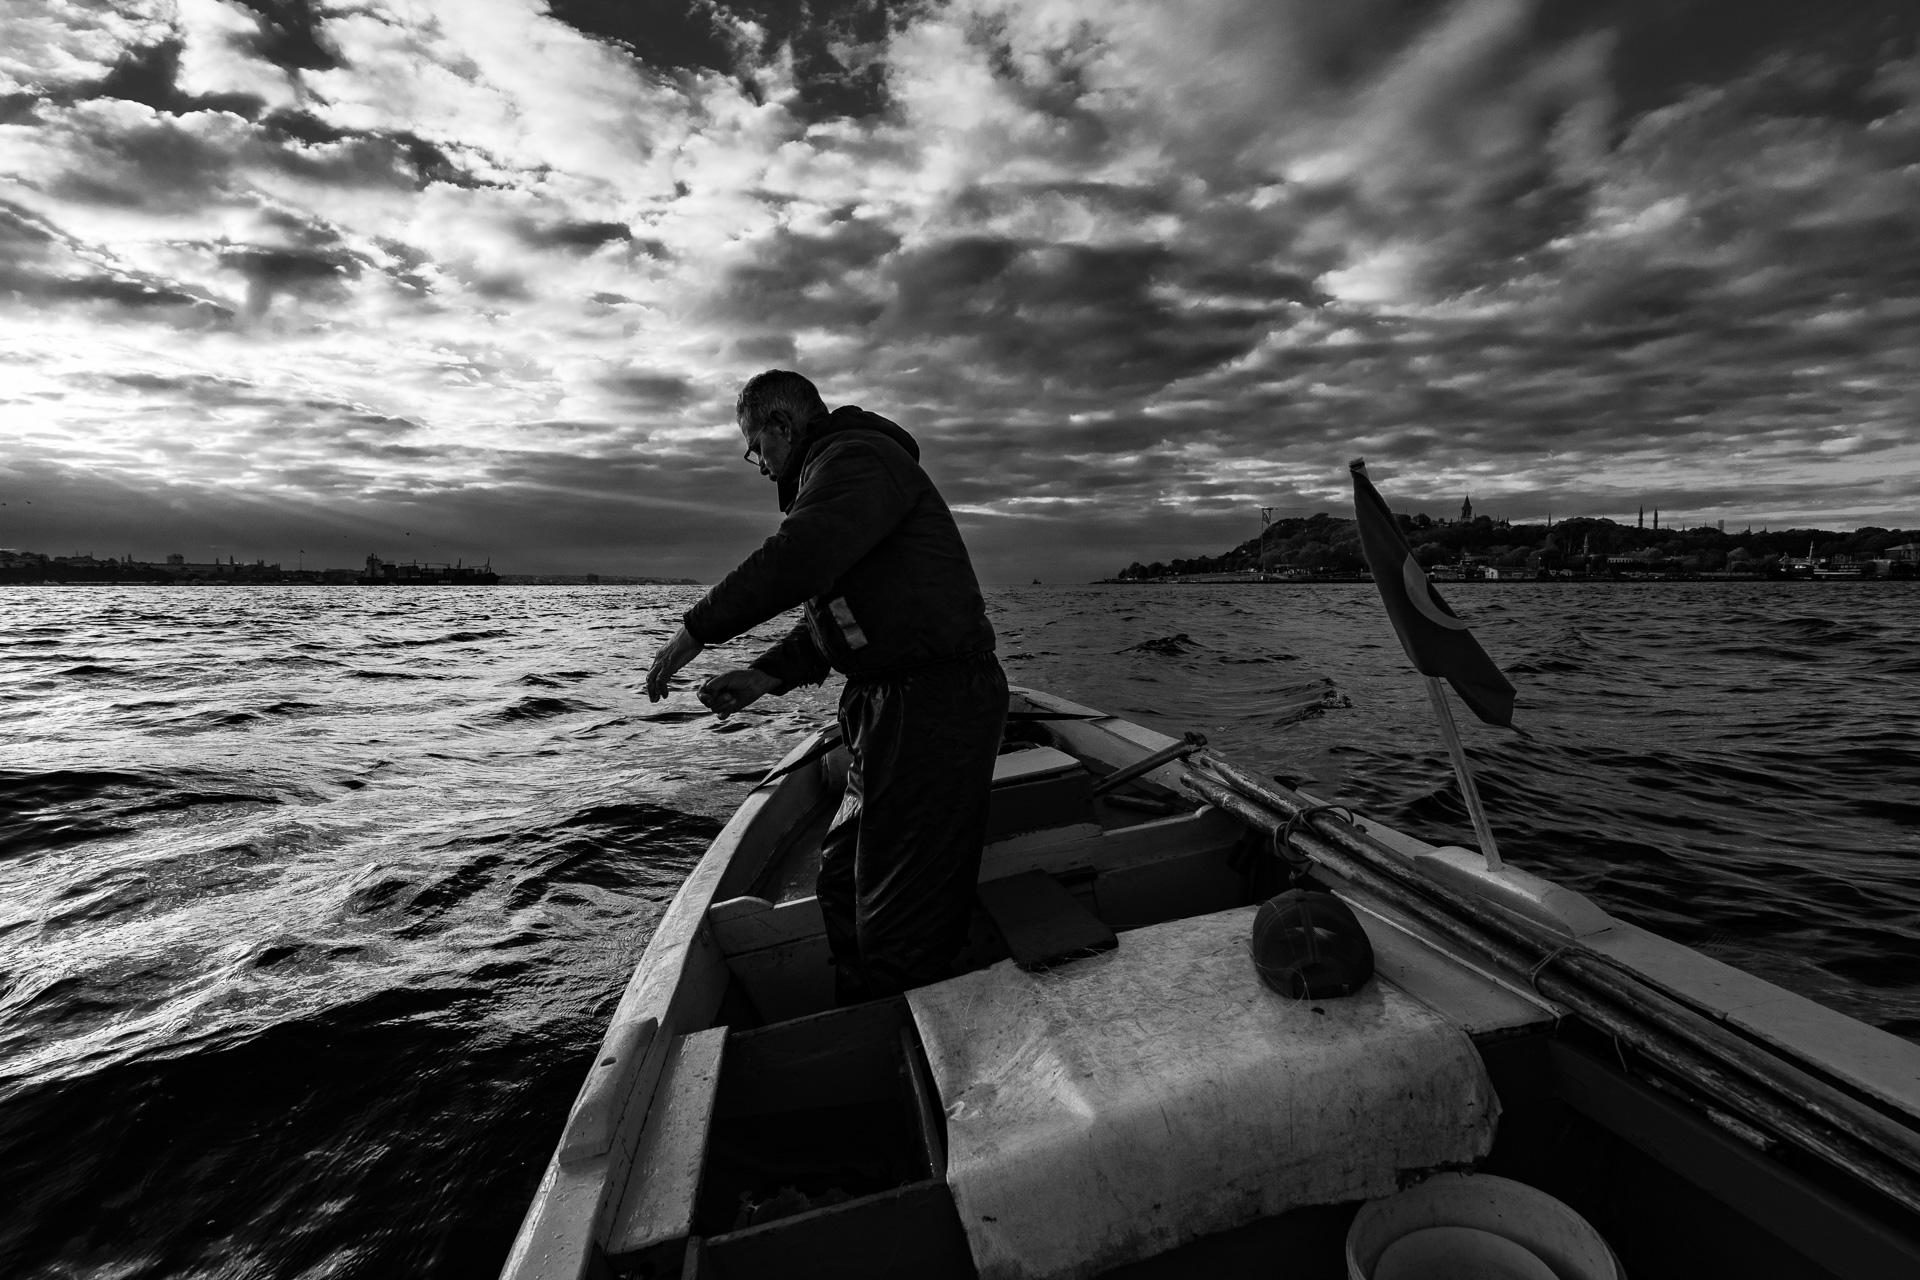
[5,2,1920,583]
[7,493,1905,586]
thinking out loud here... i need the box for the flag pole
[1422,676,1503,871]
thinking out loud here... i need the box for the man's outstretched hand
[698,668,779,717]
[644,624,704,701]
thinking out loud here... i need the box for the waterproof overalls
[683,407,1007,1003]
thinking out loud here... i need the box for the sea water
[3,582,1917,1278]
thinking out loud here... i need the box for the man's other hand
[645,625,704,701]
[698,668,779,717]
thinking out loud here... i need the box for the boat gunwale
[501,726,837,1280]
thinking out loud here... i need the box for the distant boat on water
[357,553,499,585]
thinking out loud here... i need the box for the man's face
[739,410,791,481]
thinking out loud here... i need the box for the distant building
[1461,494,1473,522]
[157,554,268,579]
[359,553,499,585]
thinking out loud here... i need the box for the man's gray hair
[736,369,827,428]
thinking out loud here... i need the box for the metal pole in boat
[1422,676,1502,871]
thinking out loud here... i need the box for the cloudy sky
[4,1,1918,582]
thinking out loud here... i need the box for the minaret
[1638,506,1644,529]
[1654,508,1659,531]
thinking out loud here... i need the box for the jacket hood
[776,405,919,511]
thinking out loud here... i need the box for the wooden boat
[503,686,1920,1280]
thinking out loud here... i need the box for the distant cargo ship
[357,554,499,585]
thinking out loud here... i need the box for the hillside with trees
[1111,513,1919,581]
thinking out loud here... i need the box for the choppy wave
[2,580,1918,1277]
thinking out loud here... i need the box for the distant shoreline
[0,576,702,587]
[1086,573,1911,586]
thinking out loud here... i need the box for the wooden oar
[1088,731,1207,798]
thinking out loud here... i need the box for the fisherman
[644,370,1007,1004]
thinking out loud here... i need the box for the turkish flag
[1350,459,1515,727]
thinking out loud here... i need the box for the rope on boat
[1180,751,1920,1223]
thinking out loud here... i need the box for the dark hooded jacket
[682,406,996,689]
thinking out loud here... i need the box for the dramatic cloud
[2,0,1917,580]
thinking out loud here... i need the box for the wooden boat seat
[662,999,973,1278]
[705,747,1136,1022]
[986,746,1094,839]
[992,744,1082,784]
[906,903,1502,1280]
[975,870,1116,970]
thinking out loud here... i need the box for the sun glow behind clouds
[1,1,1918,578]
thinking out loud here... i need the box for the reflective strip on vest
[828,596,870,650]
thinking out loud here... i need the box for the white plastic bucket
[1346,1172,1623,1280]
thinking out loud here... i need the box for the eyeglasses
[742,421,775,468]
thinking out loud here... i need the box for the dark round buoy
[1249,889,1375,999]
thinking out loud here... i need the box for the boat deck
[507,687,1920,1280]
